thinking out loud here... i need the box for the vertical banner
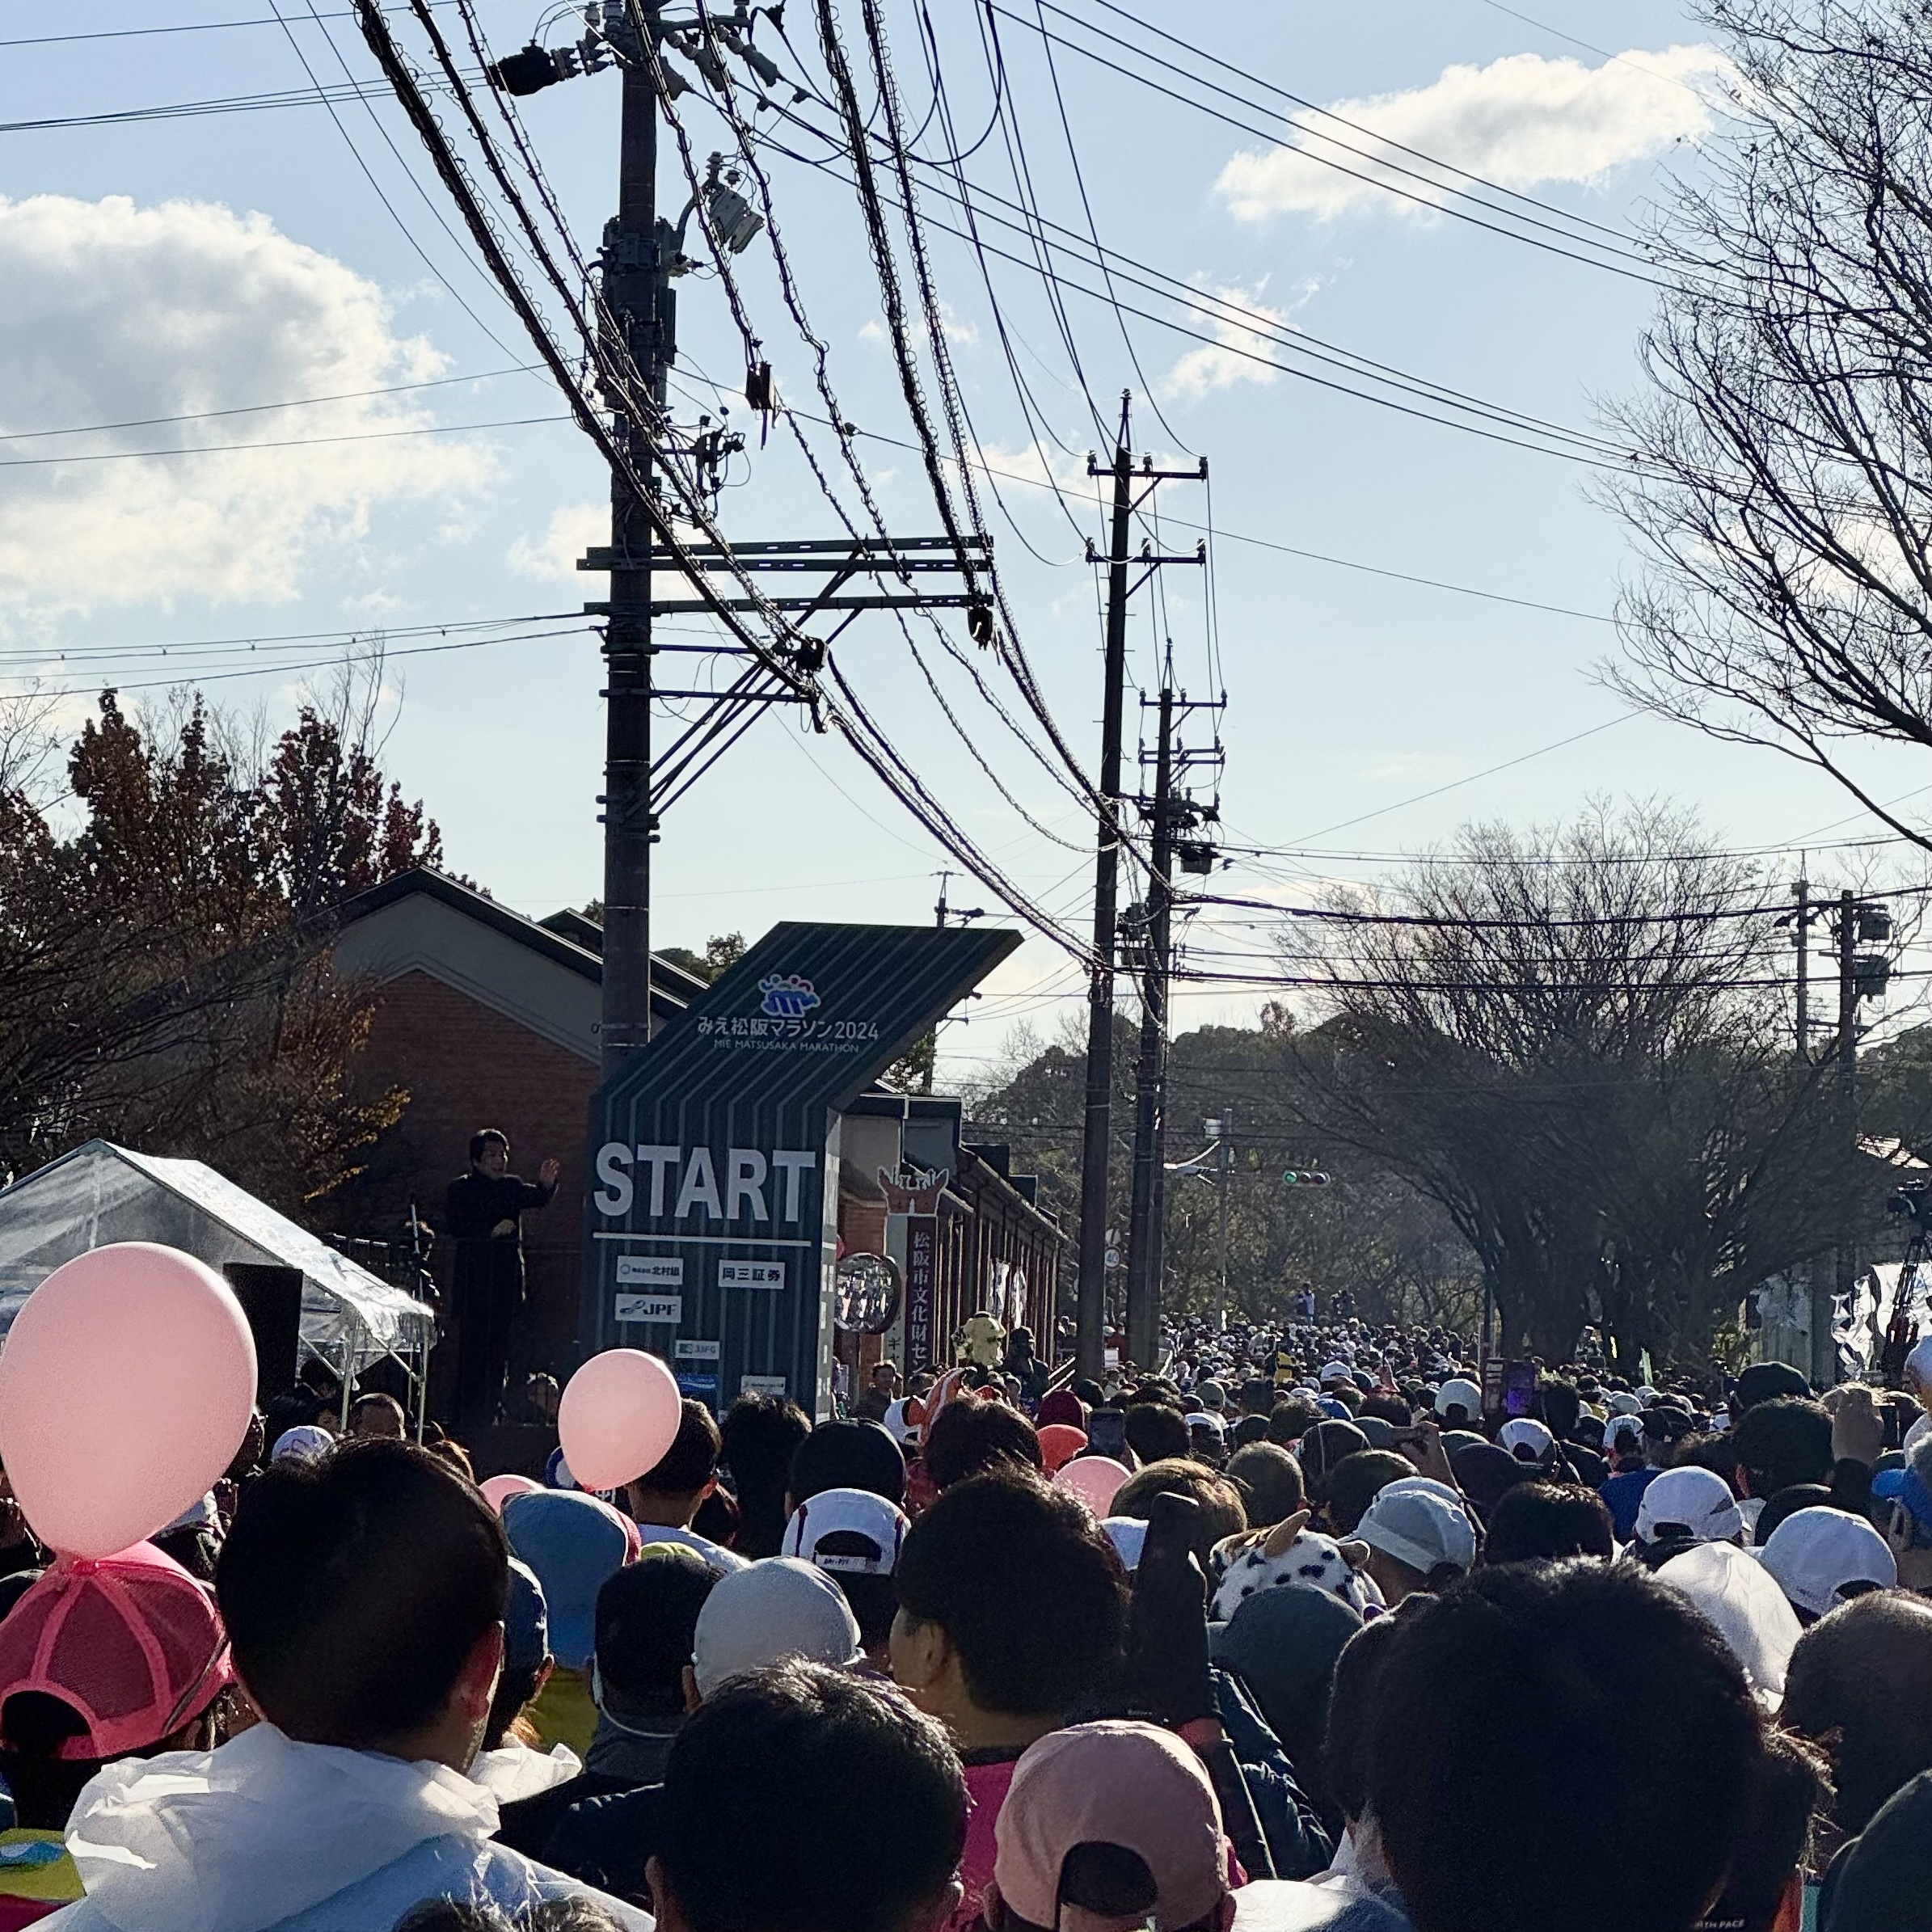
[883,1165,949,1374]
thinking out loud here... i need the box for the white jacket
[44,1722,649,1932]
[469,1737,583,1803]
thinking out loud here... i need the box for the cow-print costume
[1209,1520,1385,1621]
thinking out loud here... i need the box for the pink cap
[0,1543,232,1760]
[993,1722,1228,1932]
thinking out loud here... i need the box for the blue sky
[2,0,1921,1076]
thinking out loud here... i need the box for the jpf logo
[758,972,820,1019]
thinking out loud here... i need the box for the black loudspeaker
[222,1263,305,1403]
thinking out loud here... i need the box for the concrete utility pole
[1124,685,1175,1371]
[1825,888,1858,1388]
[1074,399,1205,1375]
[1124,684,1224,1369]
[597,51,664,1082]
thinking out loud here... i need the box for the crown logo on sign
[879,1164,951,1215]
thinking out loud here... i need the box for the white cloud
[858,302,977,347]
[1216,45,1732,222]
[1164,276,1320,398]
[510,500,606,583]
[0,194,494,618]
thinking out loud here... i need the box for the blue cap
[1316,1397,1351,1420]
[504,1556,550,1673]
[1874,1460,1932,1533]
[503,1491,635,1669]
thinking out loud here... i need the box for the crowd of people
[2,1307,1932,1929]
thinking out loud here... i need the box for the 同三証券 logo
[757,973,820,1019]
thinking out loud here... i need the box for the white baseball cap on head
[1319,1360,1354,1385]
[692,1558,863,1698]
[1635,1466,1744,1547]
[781,1487,909,1577]
[1434,1377,1481,1418]
[1758,1506,1897,1621]
[1355,1487,1476,1576]
[1499,1418,1554,1463]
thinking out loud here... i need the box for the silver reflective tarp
[0,1141,434,1374]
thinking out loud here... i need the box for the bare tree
[1283,802,1844,1368]
[1607,1,1932,848]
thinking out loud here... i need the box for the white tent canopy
[0,1141,435,1385]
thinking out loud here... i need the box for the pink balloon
[558,1349,682,1492]
[481,1473,543,1514]
[0,1243,256,1559]
[1052,1454,1132,1514]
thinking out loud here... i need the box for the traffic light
[1282,1170,1331,1187]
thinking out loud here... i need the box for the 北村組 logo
[758,972,821,1020]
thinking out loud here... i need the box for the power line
[0,363,542,441]
[0,411,566,469]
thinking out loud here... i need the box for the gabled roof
[340,868,709,1000]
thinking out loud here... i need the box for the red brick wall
[345,968,596,1377]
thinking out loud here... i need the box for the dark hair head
[1536,1378,1581,1440]
[1121,1403,1190,1466]
[1733,1398,1832,1500]
[468,1128,509,1162]
[217,1439,507,1750]
[922,1398,1043,1492]
[1785,1591,1932,1833]
[1753,1484,1833,1546]
[348,1393,405,1432]
[658,1661,966,1932]
[1226,1441,1306,1527]
[597,1547,717,1716]
[1268,1398,1322,1445]
[896,1471,1124,1718]
[1698,1727,1825,1932]
[1325,1449,1413,1534]
[788,1419,907,1509]
[1239,1378,1278,1416]
[636,1400,723,1497]
[1110,1459,1247,1569]
[1479,1483,1616,1565]
[720,1394,812,1559]
[1230,1415,1271,1451]
[1298,1422,1371,1506]
[1322,1612,1405,1826]
[1368,1563,1761,1932]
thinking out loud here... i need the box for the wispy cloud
[1164,276,1321,397]
[1216,44,1732,222]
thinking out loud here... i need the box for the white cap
[1906,1409,1932,1454]
[692,1557,863,1698]
[271,1424,333,1465]
[1635,1466,1744,1547]
[1604,1415,1647,1455]
[1758,1506,1897,1620]
[781,1487,909,1576]
[1499,1419,1554,1463]
[1434,1378,1481,1418]
[1319,1360,1354,1385]
[1355,1486,1476,1576]
[1655,1542,1801,1704]
[1607,1392,1643,1417]
[882,1398,922,1445]
[1186,1410,1226,1437]
[1101,1516,1148,1570]
[1379,1474,1463,1510]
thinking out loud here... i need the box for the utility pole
[1826,888,1858,1387]
[1124,684,1224,1369]
[1213,1118,1234,1331]
[1124,686,1174,1372]
[1793,873,1810,1061]
[1074,396,1205,1376]
[597,50,663,1082]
